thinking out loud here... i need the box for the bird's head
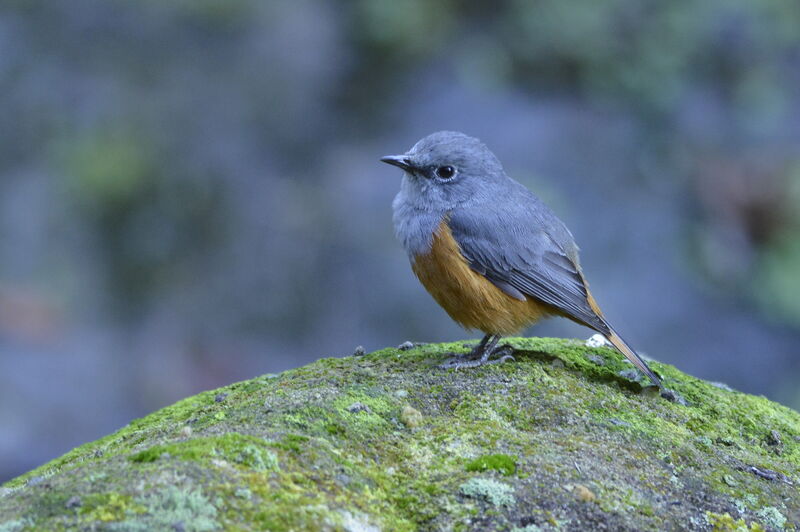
[381,131,505,210]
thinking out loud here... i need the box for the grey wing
[448,207,609,334]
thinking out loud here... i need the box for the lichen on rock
[459,477,516,507]
[1,337,799,530]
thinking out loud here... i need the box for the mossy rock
[1,338,799,531]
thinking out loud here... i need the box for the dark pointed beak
[380,155,414,172]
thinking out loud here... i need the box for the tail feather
[605,328,662,388]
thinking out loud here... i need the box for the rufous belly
[411,219,551,335]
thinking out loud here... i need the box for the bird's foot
[438,345,515,369]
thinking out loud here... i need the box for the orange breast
[411,219,551,335]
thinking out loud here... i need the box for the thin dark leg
[478,335,501,363]
[451,334,492,360]
[469,333,494,358]
[438,334,514,369]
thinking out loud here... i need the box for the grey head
[381,131,510,214]
[383,131,521,257]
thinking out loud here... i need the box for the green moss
[706,512,765,532]
[324,422,346,436]
[2,338,799,530]
[465,454,517,476]
[236,444,279,472]
[80,493,145,523]
[130,432,277,472]
[332,392,393,427]
[400,405,423,428]
[271,433,310,453]
[111,486,218,531]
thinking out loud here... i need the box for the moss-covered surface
[1,337,799,531]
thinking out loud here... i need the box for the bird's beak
[380,155,414,172]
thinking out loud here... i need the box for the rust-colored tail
[605,328,662,388]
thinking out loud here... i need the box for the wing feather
[448,209,608,333]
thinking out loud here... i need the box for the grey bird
[381,131,661,388]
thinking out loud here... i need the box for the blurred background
[2,0,800,482]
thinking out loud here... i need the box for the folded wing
[447,207,608,334]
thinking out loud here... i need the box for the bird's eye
[435,165,455,179]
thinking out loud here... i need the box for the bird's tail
[604,327,662,388]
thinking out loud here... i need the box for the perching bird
[382,131,661,388]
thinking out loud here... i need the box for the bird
[381,131,661,388]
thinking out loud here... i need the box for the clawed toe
[492,353,515,364]
[438,358,482,369]
[489,345,513,360]
[438,343,516,369]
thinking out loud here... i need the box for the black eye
[435,165,455,179]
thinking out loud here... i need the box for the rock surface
[1,338,799,531]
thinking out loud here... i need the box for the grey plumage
[384,130,660,386]
[392,131,599,329]
[448,205,607,334]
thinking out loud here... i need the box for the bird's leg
[439,334,515,369]
[479,335,515,363]
[450,333,493,359]
[467,333,493,358]
[477,334,501,362]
